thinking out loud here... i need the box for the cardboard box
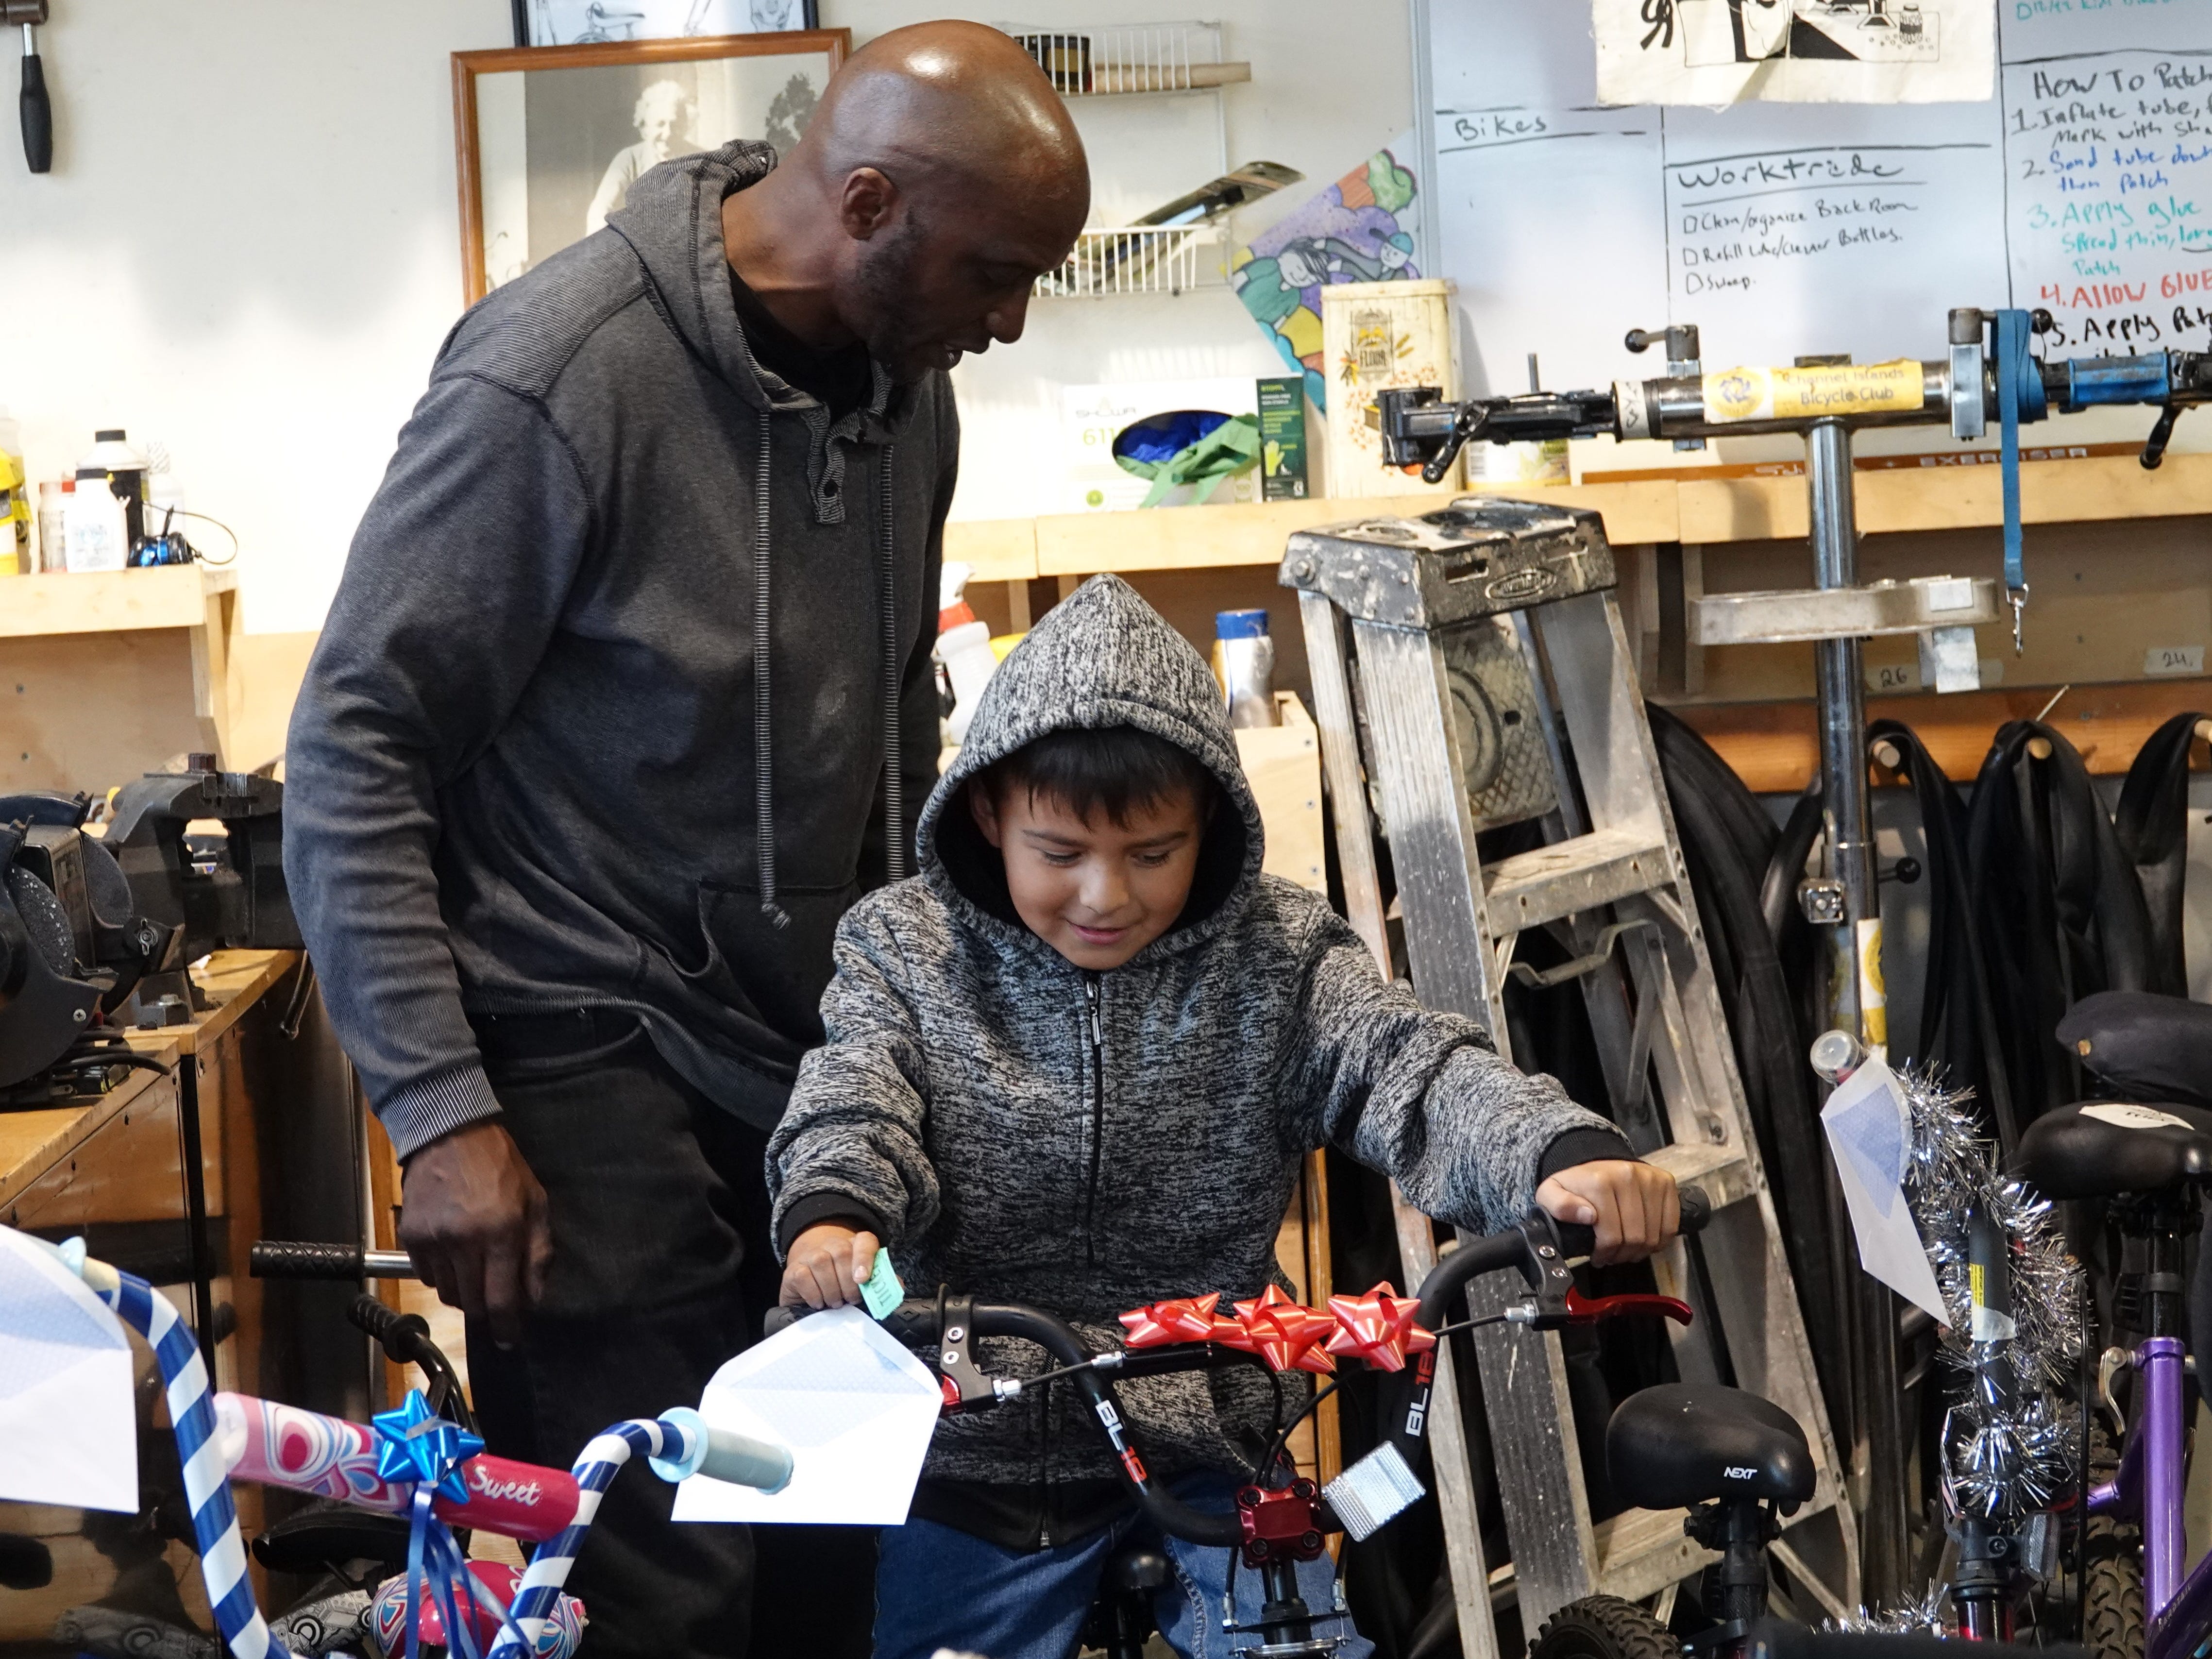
[1062,377,1262,512]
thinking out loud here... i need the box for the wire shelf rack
[996,21,1242,95]
[1035,225,1226,299]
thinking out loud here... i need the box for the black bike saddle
[2012,1097,2212,1201]
[1607,1384,1815,1512]
[2059,991,2212,1111]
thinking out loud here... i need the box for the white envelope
[672,1305,944,1526]
[1820,1057,1950,1325]
[0,1226,136,1511]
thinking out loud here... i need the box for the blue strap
[1995,308,2030,651]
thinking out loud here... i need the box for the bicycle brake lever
[1562,1289,1694,1326]
[935,1292,996,1413]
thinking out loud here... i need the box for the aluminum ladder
[1281,496,1858,1658]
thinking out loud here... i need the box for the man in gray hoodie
[769,576,1677,1659]
[284,23,1085,1658]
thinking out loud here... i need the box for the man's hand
[397,1119,552,1348]
[1535,1160,1679,1267]
[781,1223,881,1310]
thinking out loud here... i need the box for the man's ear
[968,780,1006,849]
[838,167,900,242]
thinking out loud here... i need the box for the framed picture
[512,1,822,49]
[453,30,848,304]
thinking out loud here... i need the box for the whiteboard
[1426,2,2212,401]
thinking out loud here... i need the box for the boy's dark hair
[982,724,1217,827]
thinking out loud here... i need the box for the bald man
[285,24,1086,1657]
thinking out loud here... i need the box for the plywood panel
[0,628,207,794]
[1675,677,2212,791]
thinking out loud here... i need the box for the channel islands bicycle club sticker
[1700,360,1925,424]
[2081,1103,2199,1132]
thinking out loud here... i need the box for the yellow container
[1321,277,1460,499]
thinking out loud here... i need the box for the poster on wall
[455,33,847,303]
[1592,0,1995,106]
[1231,139,1425,411]
[516,0,819,48]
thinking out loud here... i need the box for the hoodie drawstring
[879,441,906,882]
[753,419,786,928]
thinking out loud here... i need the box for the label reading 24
[2146,645,2206,677]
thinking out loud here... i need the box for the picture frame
[453,29,848,305]
[511,1,822,50]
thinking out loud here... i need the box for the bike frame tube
[2143,1337,2191,1622]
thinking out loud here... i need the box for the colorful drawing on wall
[1232,142,1421,412]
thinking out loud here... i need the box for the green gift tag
[860,1247,904,1320]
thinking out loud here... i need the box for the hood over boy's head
[917,576,1267,970]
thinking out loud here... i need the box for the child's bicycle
[2014,989,2212,1659]
[23,1229,796,1659]
[768,1186,1716,1657]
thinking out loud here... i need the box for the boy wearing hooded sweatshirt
[767,576,1677,1659]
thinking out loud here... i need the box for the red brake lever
[1563,1289,1693,1326]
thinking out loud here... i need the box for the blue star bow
[372,1389,484,1504]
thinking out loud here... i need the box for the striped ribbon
[488,1416,700,1659]
[100,1268,290,1659]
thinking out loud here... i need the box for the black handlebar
[250,1240,420,1281]
[766,1186,1712,1549]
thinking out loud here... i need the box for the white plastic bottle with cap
[64,470,128,573]
[934,562,1002,745]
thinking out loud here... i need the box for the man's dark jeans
[463,1011,874,1659]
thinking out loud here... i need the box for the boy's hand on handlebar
[781,1223,881,1310]
[1535,1161,1679,1266]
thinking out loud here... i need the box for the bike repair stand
[1284,500,1860,1659]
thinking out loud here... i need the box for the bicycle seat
[1607,1384,1815,1511]
[251,1508,414,1576]
[1102,1543,1171,1593]
[2058,991,2212,1112]
[2011,1098,2212,1200]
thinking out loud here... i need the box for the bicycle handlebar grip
[762,1305,803,1338]
[1679,1184,1711,1233]
[1553,1181,1712,1260]
[250,1240,364,1280]
[346,1293,433,1367]
[697,1423,795,1494]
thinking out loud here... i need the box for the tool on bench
[0,760,299,1100]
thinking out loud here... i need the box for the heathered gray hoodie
[285,141,953,1157]
[767,575,1623,1511]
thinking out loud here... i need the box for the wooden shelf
[942,452,2212,584]
[944,480,1681,582]
[0,563,237,640]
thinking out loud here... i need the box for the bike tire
[2083,1513,2145,1659]
[1528,1594,1680,1659]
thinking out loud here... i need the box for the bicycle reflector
[1323,1442,1426,1542]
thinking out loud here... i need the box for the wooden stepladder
[1282,497,1857,1657]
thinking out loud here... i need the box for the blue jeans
[873,1473,1372,1659]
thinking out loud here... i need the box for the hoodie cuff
[1537,1126,1639,1183]
[777,1192,891,1259]
[380,1067,504,1162]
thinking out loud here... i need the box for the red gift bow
[1324,1282,1437,1373]
[1220,1285,1338,1374]
[1119,1292,1224,1348]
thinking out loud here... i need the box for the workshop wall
[0,0,1410,648]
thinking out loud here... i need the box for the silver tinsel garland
[1895,1066,2083,1521]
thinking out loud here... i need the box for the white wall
[0,1,1412,633]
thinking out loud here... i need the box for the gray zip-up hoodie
[285,140,953,1157]
[767,575,1623,1502]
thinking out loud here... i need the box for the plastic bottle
[64,468,129,572]
[1212,609,1278,728]
[0,409,27,576]
[35,480,70,574]
[79,428,149,550]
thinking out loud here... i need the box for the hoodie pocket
[677,879,859,1046]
